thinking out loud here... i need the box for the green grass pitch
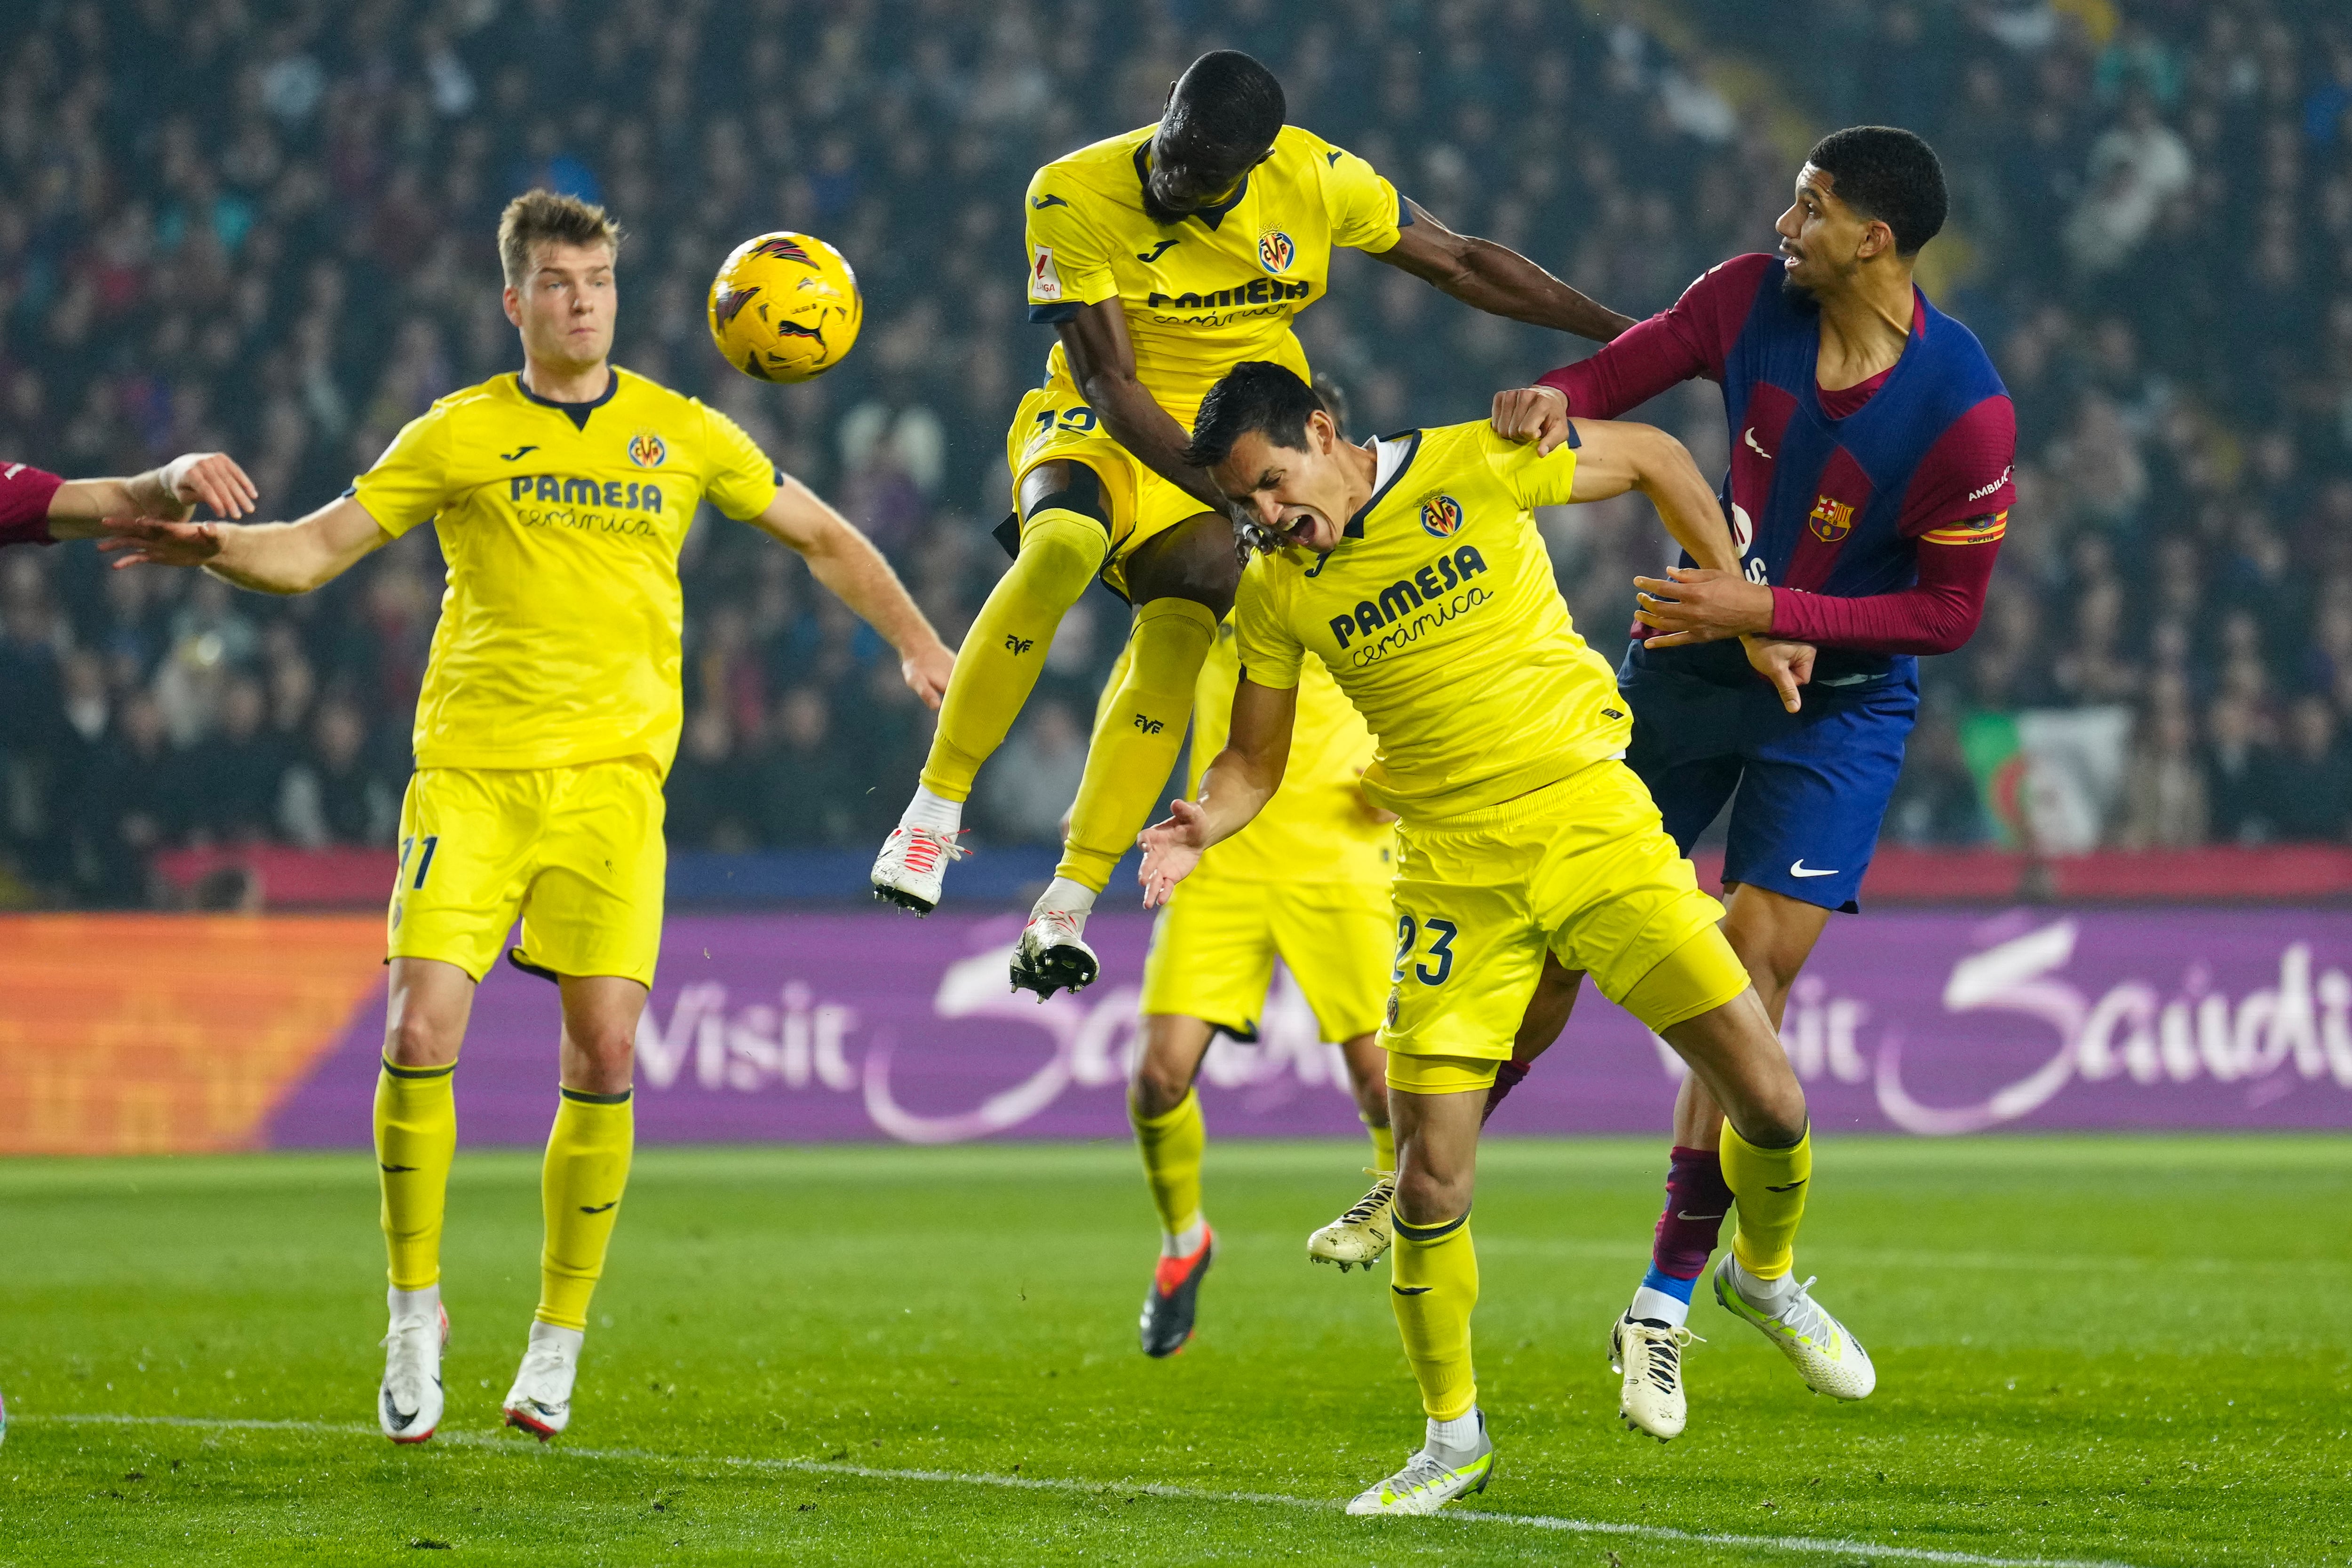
[3,1136,2347,1565]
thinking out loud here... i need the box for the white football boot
[501,1321,584,1441]
[870,824,968,915]
[1307,1171,1396,1272]
[1009,906,1098,998]
[378,1287,449,1444]
[1609,1311,1700,1441]
[1345,1409,1495,1516]
[1712,1257,1876,1400]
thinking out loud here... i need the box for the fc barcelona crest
[1419,493,1464,539]
[1807,492,1853,542]
[628,431,668,469]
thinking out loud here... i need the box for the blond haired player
[106,191,952,1447]
[1140,363,1870,1516]
[870,49,1628,999]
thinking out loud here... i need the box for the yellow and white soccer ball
[707,232,863,382]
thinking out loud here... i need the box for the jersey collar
[1132,142,1252,232]
[1345,430,1422,538]
[516,367,620,431]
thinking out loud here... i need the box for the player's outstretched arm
[100,495,390,594]
[1137,677,1297,908]
[1375,200,1634,343]
[1563,419,1743,577]
[45,452,259,539]
[1565,419,1815,713]
[1056,303,1232,516]
[749,472,954,710]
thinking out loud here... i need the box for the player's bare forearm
[1378,204,1634,342]
[51,453,258,536]
[1568,420,1741,575]
[1078,368,1229,514]
[759,477,953,705]
[103,498,386,594]
[1138,679,1295,905]
[1057,306,1229,514]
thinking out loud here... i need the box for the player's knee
[1393,1159,1470,1229]
[1129,1054,1194,1118]
[1016,509,1110,598]
[1124,512,1240,618]
[1730,1086,1808,1151]
[384,1007,462,1069]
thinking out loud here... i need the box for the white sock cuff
[901,786,963,834]
[1036,876,1097,916]
[527,1320,586,1351]
[389,1283,440,1322]
[1629,1285,1692,1328]
[1425,1410,1480,1453]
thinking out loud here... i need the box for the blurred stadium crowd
[1,0,2349,905]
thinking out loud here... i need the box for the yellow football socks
[919,509,1106,801]
[1720,1121,1813,1281]
[536,1088,636,1331]
[1058,596,1218,889]
[1390,1210,1478,1420]
[1367,1117,1397,1174]
[1132,1087,1207,1237]
[375,1058,457,1291]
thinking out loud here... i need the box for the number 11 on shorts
[398,834,441,890]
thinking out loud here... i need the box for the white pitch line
[23,1412,2141,1568]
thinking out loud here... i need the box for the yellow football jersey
[353,369,779,775]
[1233,421,1633,824]
[1187,619,1391,886]
[1024,123,1406,430]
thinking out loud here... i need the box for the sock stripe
[1393,1207,1470,1243]
[560,1086,634,1105]
[381,1059,456,1080]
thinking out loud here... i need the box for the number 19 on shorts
[1392,913,1457,986]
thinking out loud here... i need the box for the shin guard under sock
[375,1059,457,1292]
[1132,1088,1207,1239]
[919,509,1105,800]
[1390,1210,1478,1421]
[1719,1121,1812,1282]
[537,1088,635,1331]
[1057,597,1218,890]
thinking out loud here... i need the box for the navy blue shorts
[1618,649,1917,914]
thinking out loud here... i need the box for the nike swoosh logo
[1744,428,1771,460]
[1675,1211,1724,1222]
[1031,194,1068,209]
[1764,1180,1808,1193]
[1789,860,1837,878]
[379,1164,416,1173]
[500,445,538,460]
[1391,1285,1432,1296]
[578,1201,619,1214]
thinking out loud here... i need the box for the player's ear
[501,285,522,328]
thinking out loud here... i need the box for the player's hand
[1489,385,1573,455]
[1741,635,1814,713]
[96,516,225,569]
[900,638,953,711]
[1137,798,1211,908]
[157,452,258,520]
[1632,566,1774,643]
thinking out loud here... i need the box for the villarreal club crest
[707,231,864,383]
[1419,494,1464,539]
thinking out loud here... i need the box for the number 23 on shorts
[1392,912,1457,986]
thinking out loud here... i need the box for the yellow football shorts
[1006,383,1219,600]
[387,759,667,988]
[1380,759,1748,1069]
[1140,873,1394,1043]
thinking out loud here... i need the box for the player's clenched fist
[1136,798,1212,908]
[1489,384,1573,455]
